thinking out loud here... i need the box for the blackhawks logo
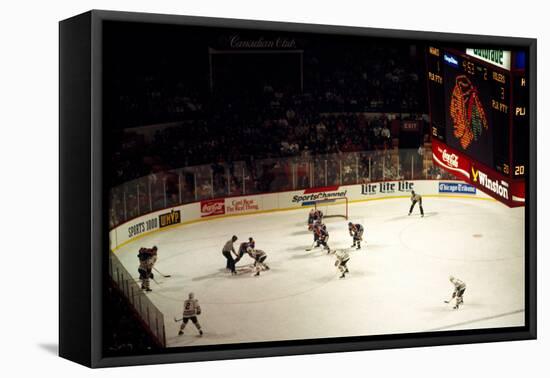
[450,75,489,149]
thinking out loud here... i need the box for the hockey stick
[153,267,171,278]
[305,241,317,251]
[444,294,456,304]
[151,276,162,285]
[174,317,183,322]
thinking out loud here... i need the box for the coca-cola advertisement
[200,199,225,217]
[432,139,471,181]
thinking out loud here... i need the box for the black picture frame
[59,10,537,368]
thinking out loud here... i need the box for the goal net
[313,197,348,220]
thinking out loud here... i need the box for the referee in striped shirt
[222,235,239,275]
[408,190,424,217]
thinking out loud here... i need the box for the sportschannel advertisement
[291,186,348,207]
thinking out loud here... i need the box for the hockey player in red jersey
[315,223,331,253]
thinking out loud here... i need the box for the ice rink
[114,196,525,347]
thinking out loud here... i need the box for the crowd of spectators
[108,43,428,184]
[110,101,427,187]
[107,42,442,224]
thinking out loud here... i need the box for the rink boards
[110,180,490,251]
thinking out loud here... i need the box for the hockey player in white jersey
[177,292,203,336]
[334,249,350,279]
[247,247,270,276]
[348,222,364,249]
[446,276,466,309]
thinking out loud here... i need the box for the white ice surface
[114,197,525,347]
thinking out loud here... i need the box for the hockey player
[235,241,249,264]
[306,221,326,251]
[348,222,364,249]
[315,223,331,253]
[178,292,203,336]
[137,246,158,292]
[247,247,270,276]
[313,209,324,223]
[408,190,424,217]
[222,235,239,275]
[137,248,150,291]
[235,237,256,264]
[307,209,315,227]
[334,249,350,279]
[447,276,467,309]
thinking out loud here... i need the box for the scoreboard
[427,47,528,207]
